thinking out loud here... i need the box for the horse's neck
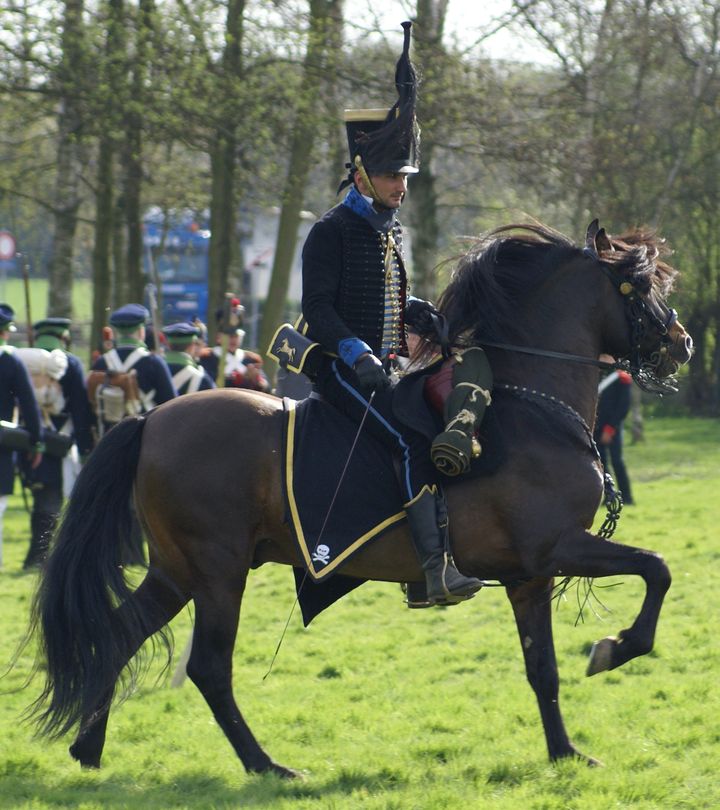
[493,305,601,427]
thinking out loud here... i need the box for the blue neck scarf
[342,186,396,233]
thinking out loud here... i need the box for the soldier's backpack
[86,347,148,429]
[15,347,68,422]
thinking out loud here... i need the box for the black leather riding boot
[405,489,483,606]
[403,580,433,609]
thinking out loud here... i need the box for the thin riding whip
[263,390,376,680]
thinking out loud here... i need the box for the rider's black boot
[405,488,483,606]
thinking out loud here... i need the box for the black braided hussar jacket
[301,204,408,358]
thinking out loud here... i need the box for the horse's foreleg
[551,529,671,676]
[187,579,299,779]
[69,569,188,768]
[506,578,600,765]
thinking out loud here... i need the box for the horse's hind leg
[552,529,671,676]
[506,578,600,765]
[186,578,299,779]
[69,568,189,768]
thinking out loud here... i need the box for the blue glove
[354,354,390,394]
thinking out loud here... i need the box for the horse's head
[585,220,693,391]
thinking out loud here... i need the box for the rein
[479,341,618,371]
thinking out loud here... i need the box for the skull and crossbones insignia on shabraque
[312,544,331,565]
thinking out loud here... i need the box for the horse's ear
[585,219,600,250]
[596,227,614,253]
[585,219,614,256]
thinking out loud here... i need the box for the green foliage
[0,416,719,807]
[2,1,720,405]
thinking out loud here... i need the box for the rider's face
[356,171,409,209]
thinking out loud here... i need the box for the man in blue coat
[90,304,177,428]
[18,317,95,568]
[162,322,216,394]
[0,304,43,568]
[90,304,176,565]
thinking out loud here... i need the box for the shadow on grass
[0,765,409,809]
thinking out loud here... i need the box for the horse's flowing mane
[435,222,678,349]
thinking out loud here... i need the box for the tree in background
[259,0,344,371]
[91,0,126,353]
[407,0,448,301]
[46,0,89,318]
[2,0,719,411]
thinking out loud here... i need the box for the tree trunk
[91,139,114,356]
[408,0,448,301]
[47,0,86,317]
[208,0,245,331]
[91,0,125,359]
[208,134,238,324]
[123,0,154,303]
[259,0,344,367]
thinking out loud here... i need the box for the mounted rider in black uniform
[300,22,484,607]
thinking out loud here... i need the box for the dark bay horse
[29,221,693,776]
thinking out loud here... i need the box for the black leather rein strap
[478,341,618,371]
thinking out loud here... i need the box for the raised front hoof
[586,636,618,676]
[69,742,101,769]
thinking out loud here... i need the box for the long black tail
[28,416,164,739]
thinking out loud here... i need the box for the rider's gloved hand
[404,297,440,337]
[354,354,390,394]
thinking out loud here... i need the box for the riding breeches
[316,359,440,504]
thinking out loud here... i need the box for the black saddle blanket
[282,396,406,582]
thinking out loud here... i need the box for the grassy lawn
[0,415,718,809]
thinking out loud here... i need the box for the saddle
[282,369,504,625]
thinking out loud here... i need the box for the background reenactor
[199,299,270,392]
[162,322,216,394]
[89,303,176,430]
[0,304,42,569]
[17,317,95,568]
[88,304,176,566]
[595,355,635,505]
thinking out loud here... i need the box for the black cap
[34,317,71,337]
[339,21,419,193]
[163,322,200,347]
[109,304,150,329]
[0,303,15,329]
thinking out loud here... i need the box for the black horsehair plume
[354,21,420,169]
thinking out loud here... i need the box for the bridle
[589,248,680,394]
[465,248,682,395]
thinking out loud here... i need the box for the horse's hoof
[586,636,617,676]
[269,762,303,780]
[69,742,101,769]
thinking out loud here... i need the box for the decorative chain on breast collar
[495,382,596,450]
[495,382,622,540]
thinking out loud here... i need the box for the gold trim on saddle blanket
[285,399,406,580]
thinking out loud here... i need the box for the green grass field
[1,415,719,809]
